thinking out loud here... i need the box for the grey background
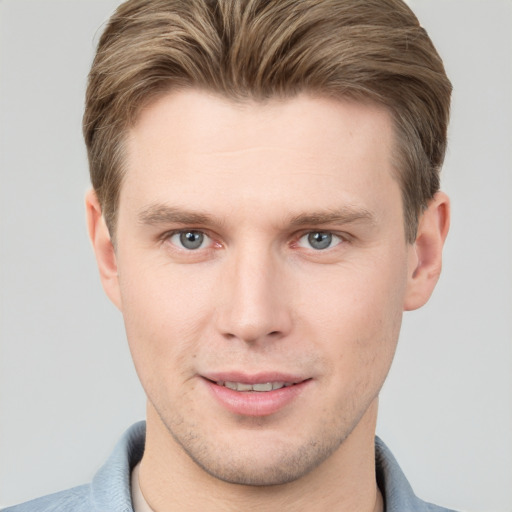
[1,1,511,510]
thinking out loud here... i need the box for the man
[4,0,454,510]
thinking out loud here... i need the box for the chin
[171,425,347,487]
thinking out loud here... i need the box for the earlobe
[403,191,450,311]
[85,189,123,310]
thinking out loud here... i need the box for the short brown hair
[83,0,451,242]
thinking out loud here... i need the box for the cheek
[117,258,215,384]
[300,257,407,375]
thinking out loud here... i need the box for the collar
[90,421,454,512]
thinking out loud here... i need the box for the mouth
[210,380,299,392]
[202,374,312,416]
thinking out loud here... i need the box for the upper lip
[202,371,309,385]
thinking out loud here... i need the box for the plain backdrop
[1,1,511,510]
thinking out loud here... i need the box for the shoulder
[1,485,91,512]
[421,502,459,512]
[3,421,145,512]
[375,437,459,512]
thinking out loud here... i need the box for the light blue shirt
[2,421,458,511]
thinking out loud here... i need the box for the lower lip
[203,379,311,417]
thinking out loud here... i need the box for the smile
[205,376,311,416]
[216,381,295,392]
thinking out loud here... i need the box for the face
[101,90,416,485]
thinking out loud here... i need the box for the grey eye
[170,231,207,250]
[297,231,341,250]
[308,232,332,250]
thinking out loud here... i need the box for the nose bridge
[216,240,291,343]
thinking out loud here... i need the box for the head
[84,0,451,244]
[84,0,451,491]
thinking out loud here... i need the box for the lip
[201,372,312,417]
[204,371,307,385]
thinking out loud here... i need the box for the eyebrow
[137,203,376,229]
[138,204,216,226]
[288,207,376,228]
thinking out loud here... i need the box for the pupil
[180,231,203,249]
[308,232,331,250]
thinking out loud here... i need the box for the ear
[404,191,450,311]
[85,189,122,310]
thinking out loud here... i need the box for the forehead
[128,90,393,160]
[120,90,399,225]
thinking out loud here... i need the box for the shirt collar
[90,422,446,512]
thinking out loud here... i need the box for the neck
[139,400,383,512]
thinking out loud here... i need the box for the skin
[87,90,449,511]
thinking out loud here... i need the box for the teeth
[253,383,273,391]
[235,382,253,391]
[218,381,293,392]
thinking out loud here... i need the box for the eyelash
[295,231,344,251]
[162,230,217,251]
[161,229,348,253]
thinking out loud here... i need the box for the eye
[169,230,210,250]
[297,231,342,250]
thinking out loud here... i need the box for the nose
[215,244,293,345]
